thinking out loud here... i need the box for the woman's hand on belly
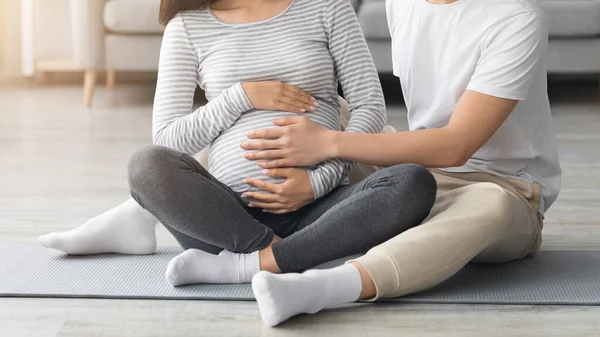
[241,168,314,215]
[241,81,318,114]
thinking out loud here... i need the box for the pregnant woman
[38,0,436,286]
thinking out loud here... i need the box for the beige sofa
[70,0,163,107]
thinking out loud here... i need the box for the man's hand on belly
[242,168,314,215]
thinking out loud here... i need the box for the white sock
[165,249,260,286]
[38,198,158,255]
[252,264,362,327]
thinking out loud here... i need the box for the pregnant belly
[208,106,341,193]
[208,110,293,193]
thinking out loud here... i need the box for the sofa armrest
[69,0,108,69]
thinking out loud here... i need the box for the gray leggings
[128,145,436,273]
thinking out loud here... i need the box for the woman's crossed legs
[127,145,436,285]
[38,145,436,288]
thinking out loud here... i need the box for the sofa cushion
[540,0,600,37]
[357,1,389,39]
[104,0,163,34]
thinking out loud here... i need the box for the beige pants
[338,100,543,299]
[351,169,544,300]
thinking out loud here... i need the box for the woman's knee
[376,164,437,208]
[360,165,437,234]
[127,145,177,194]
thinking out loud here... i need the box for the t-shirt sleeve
[467,11,548,101]
[386,0,396,34]
[386,0,400,76]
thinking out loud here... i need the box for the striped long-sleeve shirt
[152,0,386,199]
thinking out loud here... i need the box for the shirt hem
[438,167,547,215]
[466,84,528,101]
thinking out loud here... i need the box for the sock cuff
[326,264,362,304]
[240,251,260,283]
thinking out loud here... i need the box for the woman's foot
[38,198,158,255]
[165,249,260,286]
[252,264,362,327]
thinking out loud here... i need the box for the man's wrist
[325,130,342,160]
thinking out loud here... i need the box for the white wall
[0,0,4,72]
[1,0,22,78]
[1,0,73,78]
[33,0,72,60]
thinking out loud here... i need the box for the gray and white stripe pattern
[153,0,386,198]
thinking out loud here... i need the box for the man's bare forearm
[327,128,470,168]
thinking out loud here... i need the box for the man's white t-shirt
[386,0,561,214]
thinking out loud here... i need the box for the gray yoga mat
[1,245,599,305]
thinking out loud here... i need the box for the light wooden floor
[1,84,599,337]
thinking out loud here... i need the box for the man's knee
[469,183,536,263]
[473,183,513,226]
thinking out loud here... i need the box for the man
[241,0,561,326]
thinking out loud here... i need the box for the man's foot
[165,249,260,286]
[38,198,158,255]
[252,264,362,327]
